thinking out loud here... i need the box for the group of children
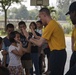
[0,20,50,75]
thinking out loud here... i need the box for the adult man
[65,1,76,75]
[22,8,67,75]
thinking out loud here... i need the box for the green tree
[0,0,23,30]
[8,7,18,19]
[8,5,29,20]
[29,9,38,20]
[57,0,76,20]
[57,9,66,20]
[8,7,38,20]
[15,5,29,19]
[57,0,75,13]
[48,6,58,20]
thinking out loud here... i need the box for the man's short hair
[39,8,50,16]
[18,21,26,27]
[6,23,14,30]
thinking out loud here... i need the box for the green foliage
[63,24,72,34]
[57,0,75,13]
[48,6,57,20]
[15,5,29,19]
[48,7,56,13]
[0,0,24,30]
[57,9,66,20]
[29,9,38,20]
[66,16,72,26]
[0,0,23,10]
[8,5,29,19]
[65,27,72,34]
[7,7,18,19]
[57,0,76,20]
[0,30,6,36]
[8,7,39,20]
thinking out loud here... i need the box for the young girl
[8,31,30,75]
[29,22,41,75]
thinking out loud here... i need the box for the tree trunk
[4,9,7,31]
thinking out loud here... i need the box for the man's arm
[22,27,47,47]
[29,37,46,47]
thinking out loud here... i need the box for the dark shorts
[21,60,33,70]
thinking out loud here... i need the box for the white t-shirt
[8,44,22,66]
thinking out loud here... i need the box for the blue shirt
[2,37,11,64]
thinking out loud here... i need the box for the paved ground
[0,37,72,75]
[64,37,72,74]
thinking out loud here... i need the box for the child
[2,23,14,67]
[8,31,30,75]
[18,21,32,75]
[29,22,41,75]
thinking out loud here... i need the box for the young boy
[18,21,32,75]
[2,23,14,67]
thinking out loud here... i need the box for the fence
[0,20,69,30]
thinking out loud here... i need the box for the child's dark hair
[18,21,26,27]
[6,23,14,30]
[9,31,20,43]
[30,22,37,29]
[0,37,2,44]
[36,20,42,24]
[0,66,10,75]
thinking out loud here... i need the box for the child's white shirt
[8,44,21,66]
